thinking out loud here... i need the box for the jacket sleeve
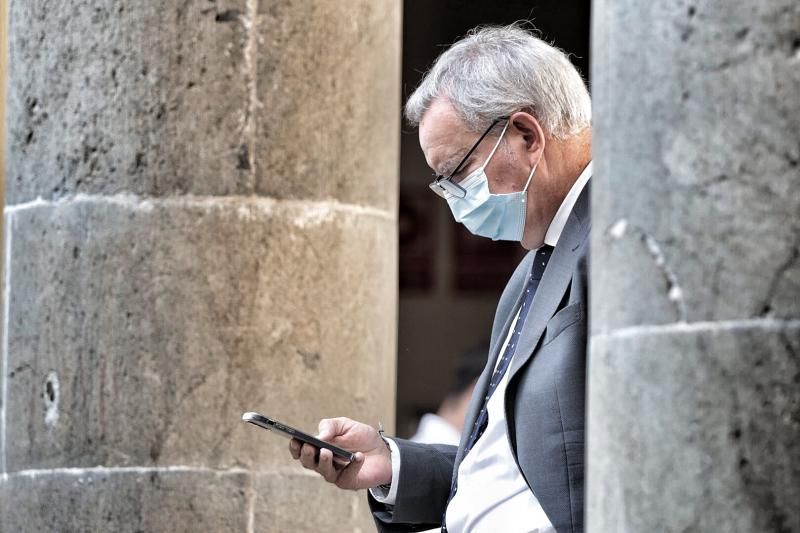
[368,439,458,532]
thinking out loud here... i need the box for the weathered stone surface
[0,469,251,533]
[0,467,378,533]
[592,0,800,331]
[4,1,400,531]
[255,0,401,211]
[6,0,252,203]
[587,325,800,532]
[253,472,374,532]
[5,199,396,471]
[591,4,799,529]
[7,0,401,209]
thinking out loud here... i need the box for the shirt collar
[543,160,592,247]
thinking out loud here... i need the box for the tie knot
[531,245,553,280]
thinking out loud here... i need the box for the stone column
[0,0,6,242]
[589,1,799,531]
[1,1,400,531]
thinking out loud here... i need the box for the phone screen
[242,411,356,463]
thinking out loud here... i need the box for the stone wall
[1,1,400,531]
[589,0,800,531]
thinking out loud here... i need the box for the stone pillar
[0,0,6,238]
[589,1,799,531]
[1,1,400,531]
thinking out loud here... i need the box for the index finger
[316,417,347,441]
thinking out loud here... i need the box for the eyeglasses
[428,117,509,199]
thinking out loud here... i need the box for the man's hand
[288,417,392,491]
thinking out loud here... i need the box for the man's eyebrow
[436,150,468,177]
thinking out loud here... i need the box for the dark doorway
[397,1,591,437]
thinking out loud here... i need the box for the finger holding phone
[289,417,392,491]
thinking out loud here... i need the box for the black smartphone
[242,411,356,464]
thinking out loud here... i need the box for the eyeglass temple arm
[444,117,509,180]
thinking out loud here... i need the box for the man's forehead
[419,99,466,138]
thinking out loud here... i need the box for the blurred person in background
[410,342,488,445]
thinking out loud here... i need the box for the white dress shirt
[411,413,462,446]
[372,162,593,532]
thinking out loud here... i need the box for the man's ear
[509,111,545,154]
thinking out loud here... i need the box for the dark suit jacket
[370,185,590,533]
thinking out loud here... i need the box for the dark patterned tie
[441,245,554,532]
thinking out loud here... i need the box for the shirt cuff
[368,437,401,505]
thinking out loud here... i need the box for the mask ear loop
[522,164,537,194]
[521,153,543,195]
[481,120,511,170]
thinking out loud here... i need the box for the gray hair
[405,24,591,139]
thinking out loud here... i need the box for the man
[289,24,592,533]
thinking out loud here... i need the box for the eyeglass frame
[428,116,510,199]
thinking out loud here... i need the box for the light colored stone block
[255,0,401,211]
[592,0,800,331]
[5,199,396,472]
[0,469,252,533]
[587,324,800,532]
[6,0,252,203]
[253,472,375,532]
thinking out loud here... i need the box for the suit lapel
[454,252,534,467]
[508,185,590,382]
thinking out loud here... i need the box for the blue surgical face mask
[445,121,538,241]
